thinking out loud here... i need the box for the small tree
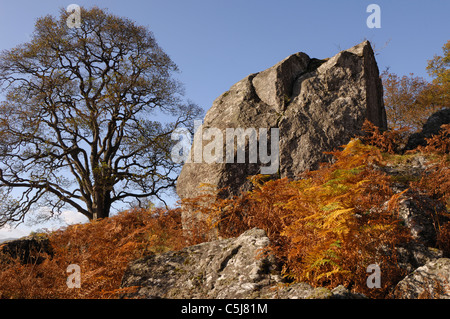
[425,40,450,111]
[382,40,449,131]
[0,7,202,225]
[381,71,431,131]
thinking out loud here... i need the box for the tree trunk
[92,190,112,220]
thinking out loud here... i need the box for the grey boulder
[394,258,450,299]
[120,228,365,299]
[176,41,387,231]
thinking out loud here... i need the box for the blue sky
[0,0,449,238]
[1,0,449,115]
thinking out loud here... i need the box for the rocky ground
[120,142,450,299]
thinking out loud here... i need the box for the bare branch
[0,6,202,223]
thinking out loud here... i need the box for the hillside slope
[0,121,449,299]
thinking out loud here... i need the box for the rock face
[177,40,387,205]
[120,228,364,299]
[406,108,450,150]
[395,192,449,247]
[121,228,281,299]
[0,234,53,264]
[393,258,450,299]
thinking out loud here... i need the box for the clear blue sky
[1,0,449,115]
[0,0,449,238]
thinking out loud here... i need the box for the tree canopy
[0,7,202,225]
[382,40,449,131]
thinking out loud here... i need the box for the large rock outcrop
[120,228,364,299]
[177,41,387,205]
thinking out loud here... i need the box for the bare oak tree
[0,7,202,225]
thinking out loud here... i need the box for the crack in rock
[218,245,242,273]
